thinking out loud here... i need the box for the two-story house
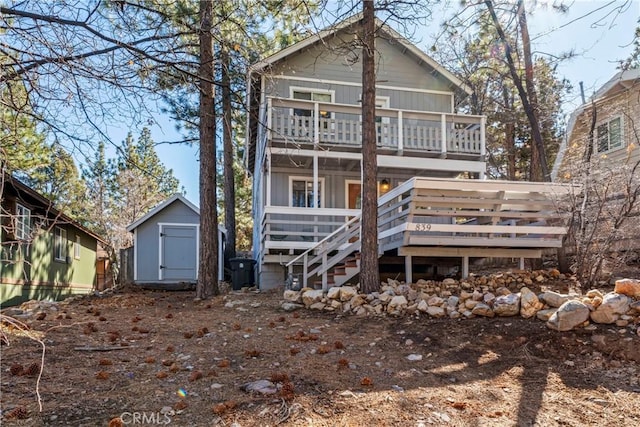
[247,15,569,289]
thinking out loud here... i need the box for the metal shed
[126,194,225,286]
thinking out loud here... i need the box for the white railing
[284,214,361,289]
[268,97,485,156]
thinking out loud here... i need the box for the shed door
[161,225,197,281]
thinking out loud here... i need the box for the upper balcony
[265,97,486,159]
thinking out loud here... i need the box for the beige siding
[558,84,640,181]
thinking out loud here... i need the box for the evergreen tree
[111,128,181,249]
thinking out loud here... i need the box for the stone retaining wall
[283,271,640,335]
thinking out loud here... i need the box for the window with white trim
[290,177,324,208]
[54,227,67,261]
[597,116,623,153]
[16,204,31,240]
[74,234,81,259]
[291,88,334,120]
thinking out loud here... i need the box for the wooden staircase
[313,252,360,288]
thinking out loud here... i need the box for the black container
[229,258,256,290]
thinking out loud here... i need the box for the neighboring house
[246,15,569,289]
[552,68,640,251]
[553,68,640,181]
[125,194,225,288]
[1,173,109,306]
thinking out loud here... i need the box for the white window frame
[16,204,31,240]
[54,226,67,262]
[289,176,325,208]
[596,115,624,154]
[74,234,81,260]
[289,86,335,119]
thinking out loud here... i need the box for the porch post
[519,257,525,270]
[397,110,403,153]
[266,148,272,206]
[405,255,413,285]
[462,256,469,278]
[440,114,447,156]
[313,154,319,208]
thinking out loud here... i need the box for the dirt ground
[1,282,639,427]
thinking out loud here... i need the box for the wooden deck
[273,178,572,288]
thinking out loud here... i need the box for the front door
[161,225,197,281]
[347,182,362,210]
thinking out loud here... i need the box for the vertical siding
[134,200,200,283]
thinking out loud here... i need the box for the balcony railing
[267,97,485,156]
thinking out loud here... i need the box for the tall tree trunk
[221,45,236,266]
[359,0,380,294]
[485,0,549,182]
[502,87,517,180]
[196,0,219,299]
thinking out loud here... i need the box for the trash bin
[229,258,256,290]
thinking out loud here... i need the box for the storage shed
[126,194,225,286]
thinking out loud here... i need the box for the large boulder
[539,291,570,308]
[520,287,544,318]
[614,279,640,298]
[326,287,341,300]
[546,300,589,331]
[493,293,520,317]
[302,289,324,307]
[590,293,631,324]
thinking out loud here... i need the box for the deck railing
[268,97,485,156]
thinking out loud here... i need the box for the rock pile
[282,271,640,333]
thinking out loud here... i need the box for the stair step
[313,280,335,288]
[343,262,357,268]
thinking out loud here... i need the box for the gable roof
[2,172,107,244]
[551,68,639,181]
[593,68,640,99]
[250,14,471,95]
[126,194,227,234]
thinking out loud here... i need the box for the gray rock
[536,308,556,321]
[426,306,446,318]
[326,287,341,300]
[590,293,631,324]
[387,295,408,313]
[302,289,324,306]
[540,291,570,308]
[340,286,358,302]
[309,302,326,310]
[241,380,279,394]
[546,300,590,331]
[447,296,459,307]
[283,290,302,303]
[472,303,495,317]
[493,293,520,317]
[520,287,543,318]
[281,302,304,312]
[417,300,429,313]
[406,354,423,361]
[483,292,496,304]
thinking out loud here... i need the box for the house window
[290,177,324,208]
[16,204,31,240]
[74,234,81,259]
[291,88,333,119]
[54,227,67,262]
[597,116,623,153]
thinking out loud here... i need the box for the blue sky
[113,1,639,203]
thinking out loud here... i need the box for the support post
[313,154,319,208]
[519,257,525,270]
[397,110,404,153]
[462,256,469,278]
[266,149,272,206]
[405,255,413,285]
[441,114,447,156]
